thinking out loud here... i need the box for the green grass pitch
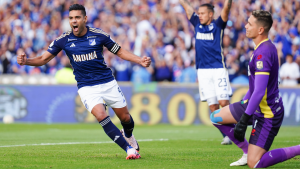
[0,124,299,168]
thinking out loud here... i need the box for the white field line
[0,139,168,148]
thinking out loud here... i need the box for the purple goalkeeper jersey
[248,39,283,118]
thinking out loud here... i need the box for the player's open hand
[140,56,151,67]
[17,53,27,66]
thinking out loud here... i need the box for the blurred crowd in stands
[0,0,300,85]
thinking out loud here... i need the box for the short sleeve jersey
[47,26,121,89]
[189,13,227,69]
[248,39,283,118]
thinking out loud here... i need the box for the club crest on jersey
[89,39,96,46]
[256,61,263,70]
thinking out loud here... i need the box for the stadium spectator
[55,56,76,84]
[0,0,299,85]
[280,54,300,86]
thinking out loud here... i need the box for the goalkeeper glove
[234,113,251,142]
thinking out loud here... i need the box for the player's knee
[210,109,223,124]
[219,100,229,107]
[119,113,131,123]
[247,158,259,168]
[92,113,108,122]
[91,108,108,122]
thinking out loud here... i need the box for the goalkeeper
[210,10,300,168]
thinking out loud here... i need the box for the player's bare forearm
[116,48,151,67]
[18,51,55,66]
[26,56,48,66]
[179,0,194,20]
[117,48,140,64]
[221,0,232,22]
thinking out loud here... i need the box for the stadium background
[0,0,300,126]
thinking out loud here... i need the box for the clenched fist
[140,56,151,67]
[17,53,27,66]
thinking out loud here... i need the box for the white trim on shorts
[197,68,232,102]
[77,80,127,112]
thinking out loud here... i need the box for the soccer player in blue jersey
[210,10,300,167]
[179,0,233,145]
[17,4,151,160]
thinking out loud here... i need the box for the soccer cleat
[121,129,140,151]
[230,154,248,166]
[126,146,141,160]
[221,136,233,145]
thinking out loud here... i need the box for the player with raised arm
[17,4,151,160]
[210,10,300,167]
[179,0,233,145]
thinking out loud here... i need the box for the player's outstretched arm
[17,51,56,66]
[179,0,194,20]
[116,48,151,67]
[221,0,233,22]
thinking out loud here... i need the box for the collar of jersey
[71,26,89,38]
[254,38,269,50]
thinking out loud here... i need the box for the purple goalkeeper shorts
[229,101,253,125]
[229,101,284,151]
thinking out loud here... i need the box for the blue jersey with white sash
[189,13,227,69]
[47,26,120,89]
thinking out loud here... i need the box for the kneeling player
[210,10,300,167]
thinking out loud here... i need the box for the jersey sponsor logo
[256,61,263,70]
[87,36,96,39]
[257,55,262,59]
[196,32,214,40]
[68,38,77,41]
[72,51,98,62]
[89,39,96,46]
[70,43,76,47]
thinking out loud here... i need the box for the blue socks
[121,115,134,138]
[99,116,129,151]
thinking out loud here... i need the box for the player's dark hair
[69,4,86,16]
[252,10,273,33]
[200,3,214,13]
